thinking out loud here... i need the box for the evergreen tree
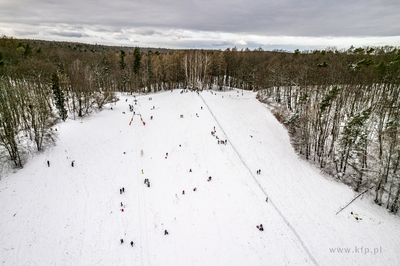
[133,47,141,75]
[51,73,68,121]
[119,50,126,70]
[338,107,372,176]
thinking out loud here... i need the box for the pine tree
[119,50,126,70]
[51,73,68,121]
[338,108,372,177]
[133,47,141,75]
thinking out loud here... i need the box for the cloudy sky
[1,0,399,51]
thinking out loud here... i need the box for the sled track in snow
[200,93,319,266]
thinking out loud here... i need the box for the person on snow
[47,160,50,167]
[208,176,212,181]
[189,169,192,172]
[266,197,268,202]
[164,230,169,235]
[193,187,197,191]
[130,241,134,247]
[147,182,150,187]
[121,202,123,207]
[182,190,185,195]
[122,187,125,193]
[71,161,75,167]
[120,239,124,244]
[256,224,264,231]
[120,189,122,194]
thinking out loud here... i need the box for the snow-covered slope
[1,89,399,266]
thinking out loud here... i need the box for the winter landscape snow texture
[1,89,399,266]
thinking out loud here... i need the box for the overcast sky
[1,0,399,51]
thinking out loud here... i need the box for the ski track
[0,89,399,266]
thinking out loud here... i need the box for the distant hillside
[20,38,180,54]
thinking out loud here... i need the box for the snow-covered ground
[1,89,399,266]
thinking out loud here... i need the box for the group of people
[218,140,227,145]
[211,126,228,146]
[351,211,362,221]
[120,239,134,247]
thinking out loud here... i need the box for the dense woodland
[1,36,399,213]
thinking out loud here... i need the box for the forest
[0,36,399,213]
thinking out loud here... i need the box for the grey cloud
[13,29,38,36]
[89,26,123,33]
[126,29,158,36]
[113,34,129,41]
[48,31,89,38]
[0,0,399,50]
[1,0,399,37]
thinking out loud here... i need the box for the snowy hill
[1,89,399,266]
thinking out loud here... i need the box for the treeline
[1,36,400,214]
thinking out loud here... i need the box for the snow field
[0,89,399,266]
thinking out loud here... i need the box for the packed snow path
[0,89,399,266]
